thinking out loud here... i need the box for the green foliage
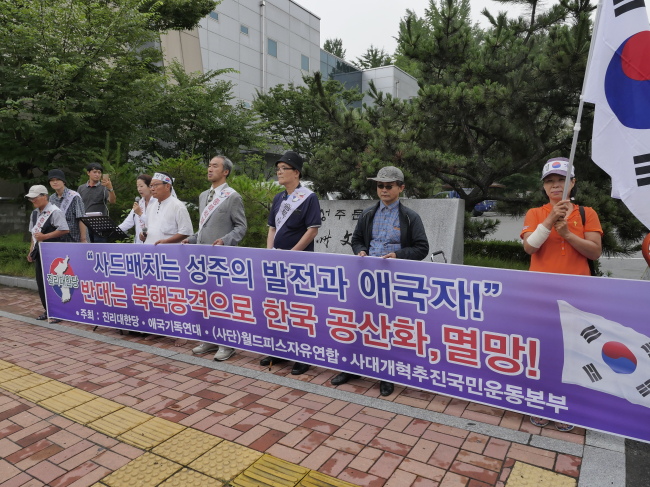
[465,215,500,240]
[136,62,263,164]
[0,0,166,182]
[465,239,528,263]
[353,45,392,69]
[228,175,278,248]
[463,254,529,271]
[139,0,218,31]
[0,234,34,277]
[323,38,346,59]
[252,76,362,161]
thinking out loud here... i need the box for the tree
[0,0,216,186]
[353,45,392,69]
[136,62,263,164]
[252,76,362,162]
[323,38,346,59]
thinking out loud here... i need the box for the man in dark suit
[185,155,248,361]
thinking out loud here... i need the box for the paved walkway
[0,283,628,486]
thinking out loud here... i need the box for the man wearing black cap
[77,163,116,243]
[330,165,429,397]
[259,151,321,375]
[48,169,87,243]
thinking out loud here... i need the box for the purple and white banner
[41,242,650,442]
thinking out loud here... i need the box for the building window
[209,11,219,21]
[240,25,249,35]
[301,54,310,71]
[268,38,277,58]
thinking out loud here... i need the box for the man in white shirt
[185,156,247,361]
[143,172,193,245]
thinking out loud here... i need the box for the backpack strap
[578,205,597,276]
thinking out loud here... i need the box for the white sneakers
[192,342,235,362]
[213,346,235,361]
[192,342,219,355]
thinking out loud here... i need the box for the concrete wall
[192,0,321,105]
[315,199,465,264]
[361,65,420,105]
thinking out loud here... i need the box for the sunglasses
[377,183,396,190]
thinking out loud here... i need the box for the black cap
[47,169,67,184]
[276,151,303,174]
[86,162,103,172]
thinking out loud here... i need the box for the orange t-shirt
[520,204,603,276]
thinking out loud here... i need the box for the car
[434,190,497,216]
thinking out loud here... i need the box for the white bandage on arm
[526,223,551,249]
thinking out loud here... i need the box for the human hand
[139,232,146,242]
[212,239,224,246]
[133,203,143,216]
[181,238,189,244]
[27,254,33,263]
[100,175,113,189]
[381,252,397,259]
[554,218,571,239]
[154,239,165,245]
[33,232,46,242]
[357,251,368,257]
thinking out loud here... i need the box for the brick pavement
[0,285,589,486]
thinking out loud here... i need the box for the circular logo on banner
[601,341,637,374]
[48,257,76,301]
[605,31,650,129]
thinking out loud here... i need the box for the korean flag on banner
[582,0,650,230]
[559,301,650,408]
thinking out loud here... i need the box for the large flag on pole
[582,0,650,229]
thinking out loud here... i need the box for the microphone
[135,196,141,203]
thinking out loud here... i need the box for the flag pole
[562,0,605,201]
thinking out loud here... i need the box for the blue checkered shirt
[49,188,86,242]
[369,200,401,257]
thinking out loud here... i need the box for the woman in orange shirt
[521,157,603,431]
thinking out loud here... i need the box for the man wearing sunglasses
[259,151,321,376]
[331,165,429,396]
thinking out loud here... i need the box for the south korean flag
[558,300,650,408]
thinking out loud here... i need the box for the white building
[161,0,418,106]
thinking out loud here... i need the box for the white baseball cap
[541,157,575,180]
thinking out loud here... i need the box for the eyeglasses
[276,166,295,173]
[377,183,396,190]
[149,183,165,188]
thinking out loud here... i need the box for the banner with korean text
[41,242,650,442]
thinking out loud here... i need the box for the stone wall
[315,199,464,264]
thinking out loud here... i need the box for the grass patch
[0,233,35,277]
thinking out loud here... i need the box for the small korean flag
[559,300,650,408]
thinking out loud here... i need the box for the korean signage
[41,242,650,442]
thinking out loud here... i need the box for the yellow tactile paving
[189,440,263,481]
[1,373,52,393]
[18,379,72,402]
[0,366,31,383]
[63,397,125,425]
[152,427,223,464]
[88,407,151,437]
[101,452,181,487]
[506,461,577,487]
[118,416,186,450]
[39,388,97,413]
[157,468,225,486]
[0,359,380,487]
[298,471,360,487]
[232,454,310,487]
[0,359,15,370]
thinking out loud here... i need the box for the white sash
[59,189,80,215]
[274,186,313,232]
[198,187,236,231]
[31,203,60,242]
